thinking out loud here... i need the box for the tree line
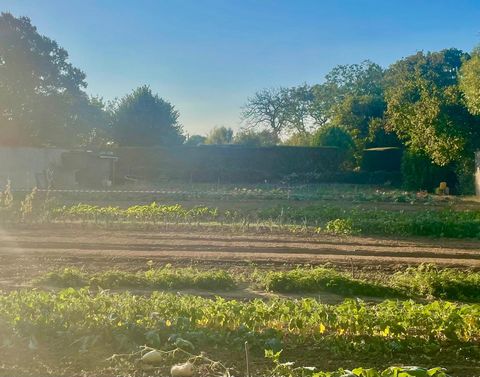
[2,13,480,191]
[0,13,184,149]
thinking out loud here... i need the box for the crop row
[0,290,478,371]
[35,266,236,291]
[3,194,480,237]
[49,203,480,238]
[35,264,480,302]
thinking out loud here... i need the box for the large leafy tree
[384,48,480,166]
[111,86,184,147]
[0,12,101,147]
[310,61,384,122]
[310,61,390,147]
[459,47,480,116]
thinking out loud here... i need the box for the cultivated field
[0,183,479,377]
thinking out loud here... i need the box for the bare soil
[1,225,479,291]
[1,225,480,376]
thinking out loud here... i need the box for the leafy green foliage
[258,204,480,239]
[265,350,450,377]
[459,47,480,116]
[325,218,357,235]
[111,85,184,146]
[2,288,473,374]
[0,290,478,366]
[260,267,399,297]
[401,150,455,191]
[52,202,219,224]
[36,266,236,291]
[15,198,480,240]
[384,49,480,167]
[392,264,480,302]
[0,13,104,147]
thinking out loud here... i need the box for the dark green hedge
[361,147,403,172]
[401,150,457,192]
[115,145,344,183]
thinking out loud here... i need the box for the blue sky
[3,0,480,135]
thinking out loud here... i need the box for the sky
[2,0,480,135]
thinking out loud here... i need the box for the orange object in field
[439,182,447,190]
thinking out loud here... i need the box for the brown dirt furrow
[1,226,480,290]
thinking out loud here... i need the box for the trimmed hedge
[361,147,403,172]
[115,145,344,183]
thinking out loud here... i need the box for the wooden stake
[245,341,250,377]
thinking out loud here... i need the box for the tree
[459,47,480,116]
[0,12,99,147]
[309,61,392,154]
[111,86,184,147]
[312,125,355,150]
[310,60,384,128]
[283,132,314,146]
[312,125,356,167]
[184,134,206,146]
[241,87,293,137]
[384,48,480,166]
[233,129,279,146]
[204,126,233,144]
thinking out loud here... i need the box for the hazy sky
[3,0,480,135]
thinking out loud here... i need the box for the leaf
[174,338,195,350]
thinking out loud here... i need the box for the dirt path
[0,226,479,290]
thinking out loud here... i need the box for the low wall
[0,147,115,190]
[0,147,68,189]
